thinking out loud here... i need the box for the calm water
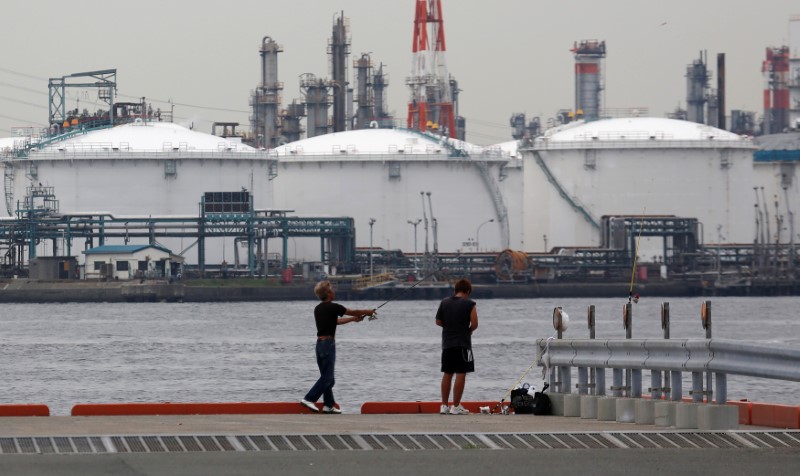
[1,296,799,415]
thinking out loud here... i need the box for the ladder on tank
[472,159,510,249]
[532,150,600,230]
[3,164,14,216]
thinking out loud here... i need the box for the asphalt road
[1,448,799,476]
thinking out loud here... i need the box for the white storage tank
[1,121,275,264]
[522,117,756,250]
[752,132,800,242]
[270,128,518,259]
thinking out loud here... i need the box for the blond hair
[314,280,333,300]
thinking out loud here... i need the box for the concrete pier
[0,414,797,476]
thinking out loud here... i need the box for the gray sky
[0,0,797,145]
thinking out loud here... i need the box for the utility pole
[368,217,376,276]
[407,219,422,275]
[421,191,430,273]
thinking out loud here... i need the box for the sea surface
[1,296,799,415]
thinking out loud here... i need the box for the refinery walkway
[1,414,799,475]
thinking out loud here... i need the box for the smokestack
[717,53,726,130]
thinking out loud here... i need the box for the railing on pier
[536,301,800,405]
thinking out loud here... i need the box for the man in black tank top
[435,279,479,415]
[300,280,374,414]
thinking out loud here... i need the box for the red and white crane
[406,0,456,138]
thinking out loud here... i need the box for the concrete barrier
[547,393,566,416]
[654,401,677,427]
[675,402,699,429]
[750,402,800,429]
[360,401,501,414]
[0,404,50,417]
[615,398,636,423]
[697,404,739,430]
[635,399,655,425]
[727,400,752,425]
[71,402,329,416]
[580,395,598,419]
[563,395,581,417]
[597,397,616,421]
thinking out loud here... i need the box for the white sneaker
[440,404,449,414]
[449,404,469,415]
[300,399,319,413]
[322,405,342,414]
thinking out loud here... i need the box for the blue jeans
[303,338,336,407]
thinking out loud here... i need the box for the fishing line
[368,269,437,319]
[368,255,460,320]
[491,335,554,414]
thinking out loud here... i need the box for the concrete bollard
[580,395,598,419]
[635,399,655,425]
[675,402,699,429]
[654,401,677,427]
[697,404,739,430]
[616,398,636,423]
[547,393,566,416]
[563,394,581,417]
[597,397,617,421]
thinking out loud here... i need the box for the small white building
[83,244,183,280]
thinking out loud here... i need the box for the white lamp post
[368,218,376,276]
[476,218,495,252]
[407,219,421,274]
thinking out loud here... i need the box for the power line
[116,92,249,114]
[0,67,47,81]
[0,80,48,96]
[0,95,48,109]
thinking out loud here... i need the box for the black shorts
[441,346,474,374]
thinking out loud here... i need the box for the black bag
[531,391,552,416]
[510,388,535,414]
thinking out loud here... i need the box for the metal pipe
[612,369,623,398]
[596,367,606,396]
[588,304,596,394]
[691,371,704,403]
[577,367,588,395]
[625,302,631,396]
[650,371,662,400]
[715,373,727,404]
[670,371,682,401]
[662,302,671,399]
[704,300,712,403]
[561,366,571,395]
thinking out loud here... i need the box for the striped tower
[406,0,456,138]
[572,40,606,121]
[763,46,790,134]
[789,15,800,130]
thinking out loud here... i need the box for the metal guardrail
[528,138,755,151]
[535,302,800,405]
[16,150,271,161]
[535,337,800,404]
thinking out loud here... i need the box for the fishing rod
[369,254,461,320]
[491,325,563,415]
[490,358,547,414]
[627,210,646,305]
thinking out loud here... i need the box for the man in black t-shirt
[300,280,374,414]
[436,279,479,415]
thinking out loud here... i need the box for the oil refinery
[1,2,800,296]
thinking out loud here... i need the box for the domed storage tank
[270,128,519,260]
[521,117,756,249]
[1,121,275,264]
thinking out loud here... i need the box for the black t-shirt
[314,301,347,337]
[435,296,475,349]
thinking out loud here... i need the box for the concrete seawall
[0,280,695,303]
